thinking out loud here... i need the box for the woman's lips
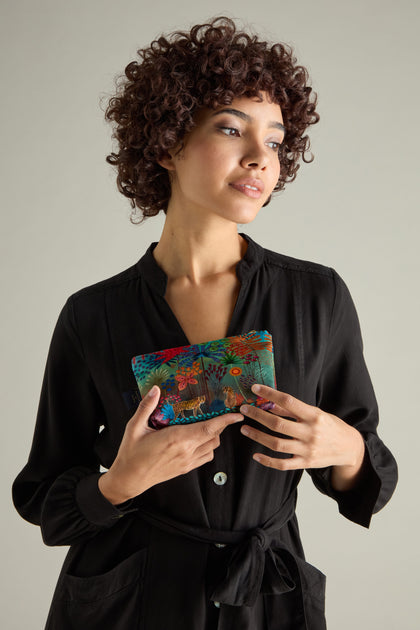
[229,182,263,199]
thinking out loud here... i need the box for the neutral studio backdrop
[1,1,418,628]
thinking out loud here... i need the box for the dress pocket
[47,547,148,630]
[305,562,326,602]
[300,562,327,630]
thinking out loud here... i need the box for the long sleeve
[12,297,135,546]
[306,270,398,528]
[10,236,399,630]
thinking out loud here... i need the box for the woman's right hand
[98,385,244,505]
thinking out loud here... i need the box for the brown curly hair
[104,16,320,223]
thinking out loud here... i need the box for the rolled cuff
[306,434,383,528]
[76,472,138,527]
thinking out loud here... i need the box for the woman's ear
[157,140,184,171]
[157,151,177,172]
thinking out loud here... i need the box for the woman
[12,16,398,630]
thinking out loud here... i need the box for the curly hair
[104,16,320,223]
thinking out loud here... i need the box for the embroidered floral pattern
[132,330,276,428]
[175,361,202,391]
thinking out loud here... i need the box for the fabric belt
[138,492,326,628]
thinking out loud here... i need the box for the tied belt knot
[138,491,326,628]
[252,526,270,551]
[211,525,296,607]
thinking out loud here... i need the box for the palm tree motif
[220,351,242,365]
[189,343,228,405]
[143,366,172,390]
[231,330,272,383]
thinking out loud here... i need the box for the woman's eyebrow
[211,108,285,133]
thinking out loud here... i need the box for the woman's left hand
[239,384,366,475]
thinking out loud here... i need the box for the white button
[214,543,226,548]
[214,601,221,608]
[213,472,227,486]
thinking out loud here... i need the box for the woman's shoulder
[244,233,340,282]
[255,240,350,308]
[56,261,142,329]
[261,243,335,279]
[69,261,140,302]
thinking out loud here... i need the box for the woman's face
[160,92,285,225]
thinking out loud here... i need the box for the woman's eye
[219,126,240,136]
[219,127,283,152]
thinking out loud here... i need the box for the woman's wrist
[98,471,136,506]
[98,463,155,505]
[330,430,366,492]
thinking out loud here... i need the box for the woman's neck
[152,219,248,287]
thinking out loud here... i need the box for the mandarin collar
[137,232,264,297]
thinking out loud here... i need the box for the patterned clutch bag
[131,330,276,429]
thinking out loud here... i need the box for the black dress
[12,233,398,630]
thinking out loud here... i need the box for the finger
[261,402,292,417]
[240,404,306,440]
[177,448,217,477]
[240,425,305,455]
[194,433,221,458]
[251,385,318,422]
[269,404,299,419]
[198,412,244,437]
[195,449,217,469]
[253,452,306,471]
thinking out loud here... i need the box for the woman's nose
[240,141,269,170]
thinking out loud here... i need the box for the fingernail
[251,384,261,394]
[147,385,159,398]
[240,405,248,414]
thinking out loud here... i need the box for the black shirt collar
[137,232,264,297]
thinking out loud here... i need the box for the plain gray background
[1,1,418,628]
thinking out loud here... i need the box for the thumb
[131,385,161,432]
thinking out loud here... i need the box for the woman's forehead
[194,93,284,125]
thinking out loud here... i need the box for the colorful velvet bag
[131,330,276,429]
